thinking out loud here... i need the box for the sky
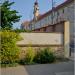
[3,0,66,29]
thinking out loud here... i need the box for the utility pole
[51,0,55,25]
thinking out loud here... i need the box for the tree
[1,1,21,30]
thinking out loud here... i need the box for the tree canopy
[1,1,21,30]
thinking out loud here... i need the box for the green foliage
[1,1,21,29]
[19,47,56,65]
[0,31,20,65]
[34,48,56,64]
[1,63,19,67]
[19,47,35,65]
[14,29,32,33]
[25,47,35,64]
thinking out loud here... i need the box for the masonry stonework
[19,46,64,59]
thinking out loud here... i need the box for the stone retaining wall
[19,46,64,59]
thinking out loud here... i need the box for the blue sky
[7,0,66,29]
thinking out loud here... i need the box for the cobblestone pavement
[0,61,74,75]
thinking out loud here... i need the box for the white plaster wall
[34,21,41,29]
[48,15,52,25]
[53,12,57,24]
[66,2,74,41]
[17,33,63,45]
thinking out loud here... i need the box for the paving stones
[55,72,74,75]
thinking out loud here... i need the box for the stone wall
[19,46,64,59]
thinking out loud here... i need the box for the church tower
[33,0,39,21]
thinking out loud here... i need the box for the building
[21,0,74,43]
[21,21,30,30]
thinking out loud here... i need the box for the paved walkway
[1,61,74,75]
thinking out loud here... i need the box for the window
[62,9,64,13]
[52,25,56,32]
[43,27,46,32]
[56,11,59,22]
[57,11,59,16]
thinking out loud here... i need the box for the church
[21,0,74,44]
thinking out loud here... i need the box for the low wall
[17,33,63,46]
[17,33,64,59]
[19,46,64,59]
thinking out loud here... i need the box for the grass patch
[1,63,19,68]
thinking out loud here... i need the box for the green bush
[34,48,56,64]
[19,47,35,65]
[0,30,20,66]
[13,29,32,33]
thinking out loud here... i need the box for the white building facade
[30,0,74,33]
[21,0,75,43]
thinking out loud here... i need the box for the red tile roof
[21,21,30,26]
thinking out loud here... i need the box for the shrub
[13,29,32,33]
[0,30,20,66]
[19,47,35,65]
[34,48,56,64]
